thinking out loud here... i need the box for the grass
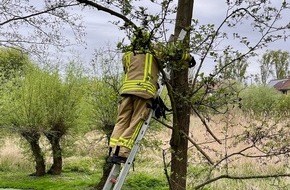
[0,171,99,190]
[0,171,168,190]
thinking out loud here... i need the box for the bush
[240,85,282,116]
[276,94,290,116]
[124,173,168,190]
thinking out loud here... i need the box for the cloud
[194,0,227,24]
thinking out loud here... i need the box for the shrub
[124,173,168,190]
[240,85,282,116]
[276,94,290,116]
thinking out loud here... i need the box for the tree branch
[153,117,214,165]
[162,149,173,190]
[194,173,290,190]
[180,130,214,165]
[76,0,138,30]
[0,3,80,26]
[192,107,222,144]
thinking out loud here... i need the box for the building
[268,77,290,94]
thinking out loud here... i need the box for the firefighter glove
[152,96,172,119]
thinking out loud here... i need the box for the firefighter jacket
[121,52,158,99]
[121,50,192,100]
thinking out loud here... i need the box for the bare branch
[192,107,222,144]
[162,149,173,190]
[180,130,214,165]
[76,0,138,30]
[0,3,80,26]
[194,173,290,190]
[153,117,214,165]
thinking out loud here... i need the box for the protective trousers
[109,95,151,157]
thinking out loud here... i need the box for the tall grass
[0,136,34,172]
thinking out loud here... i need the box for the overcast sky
[62,0,290,77]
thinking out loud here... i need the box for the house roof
[269,78,290,91]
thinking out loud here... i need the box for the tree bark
[45,121,65,175]
[95,124,114,189]
[21,131,46,176]
[170,0,194,190]
[94,156,113,190]
[45,130,64,175]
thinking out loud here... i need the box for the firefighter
[108,30,196,164]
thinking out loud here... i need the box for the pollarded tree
[42,63,89,175]
[1,66,49,176]
[0,62,88,176]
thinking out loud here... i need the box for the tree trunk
[45,130,64,175]
[170,0,194,189]
[21,131,46,176]
[95,124,114,189]
[94,156,113,190]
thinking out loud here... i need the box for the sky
[63,0,290,79]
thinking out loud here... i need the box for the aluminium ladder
[102,30,186,190]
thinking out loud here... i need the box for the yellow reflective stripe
[118,137,130,149]
[181,53,190,61]
[127,121,143,148]
[118,120,144,149]
[147,53,153,76]
[110,138,118,143]
[122,84,156,96]
[143,53,149,82]
[122,88,155,97]
[119,137,128,144]
[123,79,145,83]
[144,53,153,81]
[122,85,156,93]
[150,54,153,74]
[109,138,119,146]
[123,81,156,89]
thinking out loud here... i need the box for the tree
[1,66,49,176]
[0,62,88,176]
[260,51,275,85]
[259,50,290,84]
[42,63,89,175]
[217,53,249,83]
[168,1,194,189]
[89,48,122,189]
[0,48,31,84]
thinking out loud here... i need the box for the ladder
[102,30,186,190]
[102,73,166,190]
